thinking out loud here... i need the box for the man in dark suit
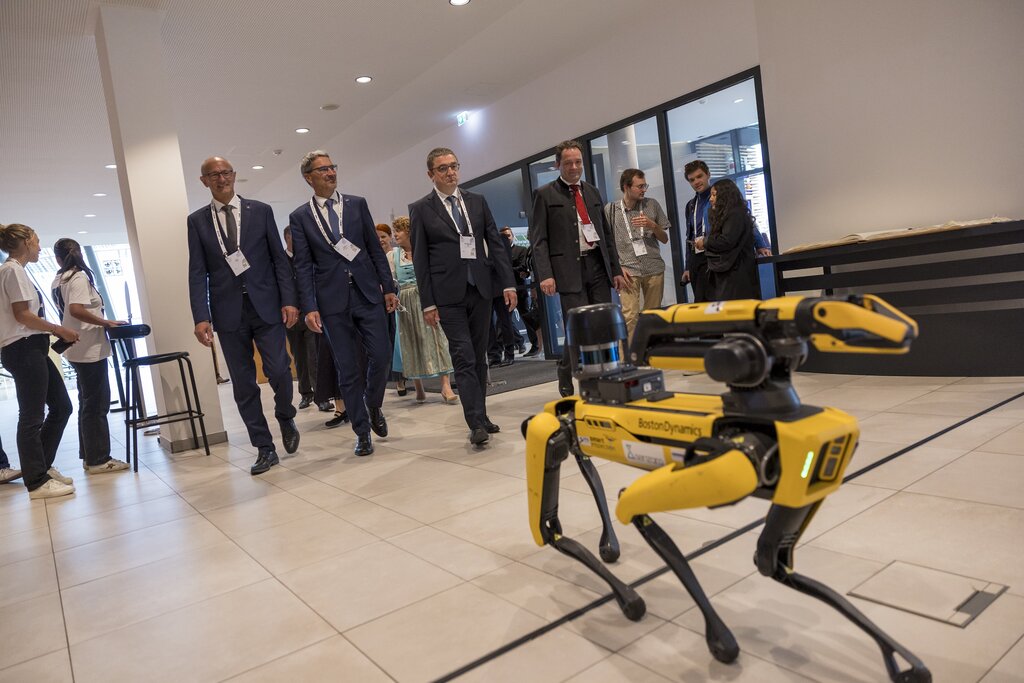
[283,226,329,412]
[409,147,517,445]
[187,156,300,475]
[289,150,398,457]
[529,140,627,397]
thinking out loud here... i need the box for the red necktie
[570,184,594,247]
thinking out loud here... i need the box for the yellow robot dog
[522,295,930,682]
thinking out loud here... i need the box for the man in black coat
[529,140,627,396]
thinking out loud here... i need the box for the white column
[94,5,226,451]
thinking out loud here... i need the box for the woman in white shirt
[52,238,129,474]
[0,223,78,499]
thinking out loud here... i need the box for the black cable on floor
[432,388,1024,683]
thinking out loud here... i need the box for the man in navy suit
[289,150,398,457]
[409,148,517,446]
[187,156,300,475]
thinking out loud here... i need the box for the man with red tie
[529,140,627,397]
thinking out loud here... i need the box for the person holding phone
[52,238,130,474]
[0,223,78,499]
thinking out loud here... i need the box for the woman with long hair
[0,223,78,498]
[52,237,129,474]
[696,179,761,300]
[391,217,458,404]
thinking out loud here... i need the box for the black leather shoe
[523,346,541,358]
[298,396,313,409]
[368,407,388,438]
[279,418,300,454]
[354,433,374,456]
[483,419,501,434]
[469,427,489,445]
[317,401,334,412]
[499,356,514,367]
[251,447,279,475]
[325,411,348,428]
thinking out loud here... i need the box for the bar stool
[109,325,210,471]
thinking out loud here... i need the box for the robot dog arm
[631,294,917,372]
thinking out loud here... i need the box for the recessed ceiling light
[105,164,117,169]
[295,127,310,134]
[92,193,107,197]
[252,165,264,170]
[77,231,88,234]
[733,98,744,103]
[450,0,471,5]
[355,76,372,84]
[456,111,470,126]
[84,214,96,218]
[321,104,340,111]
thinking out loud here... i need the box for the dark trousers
[321,287,389,436]
[70,359,112,466]
[286,320,318,399]
[690,259,711,303]
[1,335,73,491]
[488,296,521,360]
[515,287,538,348]
[217,295,296,449]
[438,286,491,430]
[0,436,9,469]
[557,252,613,384]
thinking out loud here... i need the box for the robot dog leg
[617,436,762,664]
[524,410,645,621]
[757,504,932,682]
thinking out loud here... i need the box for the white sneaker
[0,467,22,484]
[47,467,74,485]
[85,459,130,475]
[29,479,75,499]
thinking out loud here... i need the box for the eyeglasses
[309,164,338,174]
[633,183,649,191]
[204,170,235,180]
[433,162,460,174]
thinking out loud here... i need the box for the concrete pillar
[607,127,640,184]
[94,5,226,452]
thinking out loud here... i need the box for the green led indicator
[801,451,815,478]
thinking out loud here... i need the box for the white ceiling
[1,0,640,247]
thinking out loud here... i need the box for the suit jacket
[187,196,295,333]
[408,189,515,310]
[288,194,396,316]
[529,178,622,294]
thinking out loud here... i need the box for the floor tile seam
[885,488,1024,514]
[42,504,76,683]
[0,644,69,677]
[412,521,524,570]
[364,480,525,524]
[54,536,264,598]
[46,495,197,549]
[797,485,900,545]
[323,462,486,501]
[213,633,393,683]
[54,527,232,591]
[644,566,759,624]
[0,544,54,570]
[43,487,180,526]
[328,575,478,637]
[201,503,326,539]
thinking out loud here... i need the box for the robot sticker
[622,440,666,469]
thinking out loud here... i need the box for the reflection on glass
[667,78,771,271]
[590,116,676,305]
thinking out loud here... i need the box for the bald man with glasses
[187,156,300,476]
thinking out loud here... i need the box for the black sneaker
[325,411,348,428]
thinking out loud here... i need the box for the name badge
[460,235,477,260]
[581,222,600,243]
[334,237,361,261]
[631,239,648,257]
[225,250,250,276]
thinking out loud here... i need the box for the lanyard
[209,202,237,257]
[308,193,343,245]
[692,195,707,238]
[620,199,645,241]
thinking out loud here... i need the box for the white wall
[756,0,1024,250]
[346,0,1023,255]
[345,0,760,222]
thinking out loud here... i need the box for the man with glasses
[187,156,300,475]
[408,148,516,446]
[530,140,626,397]
[288,151,398,457]
[604,168,670,342]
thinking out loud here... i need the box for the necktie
[447,195,475,285]
[570,185,594,247]
[447,195,469,236]
[325,198,341,241]
[223,205,238,253]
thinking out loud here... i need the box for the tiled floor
[1,368,1022,682]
